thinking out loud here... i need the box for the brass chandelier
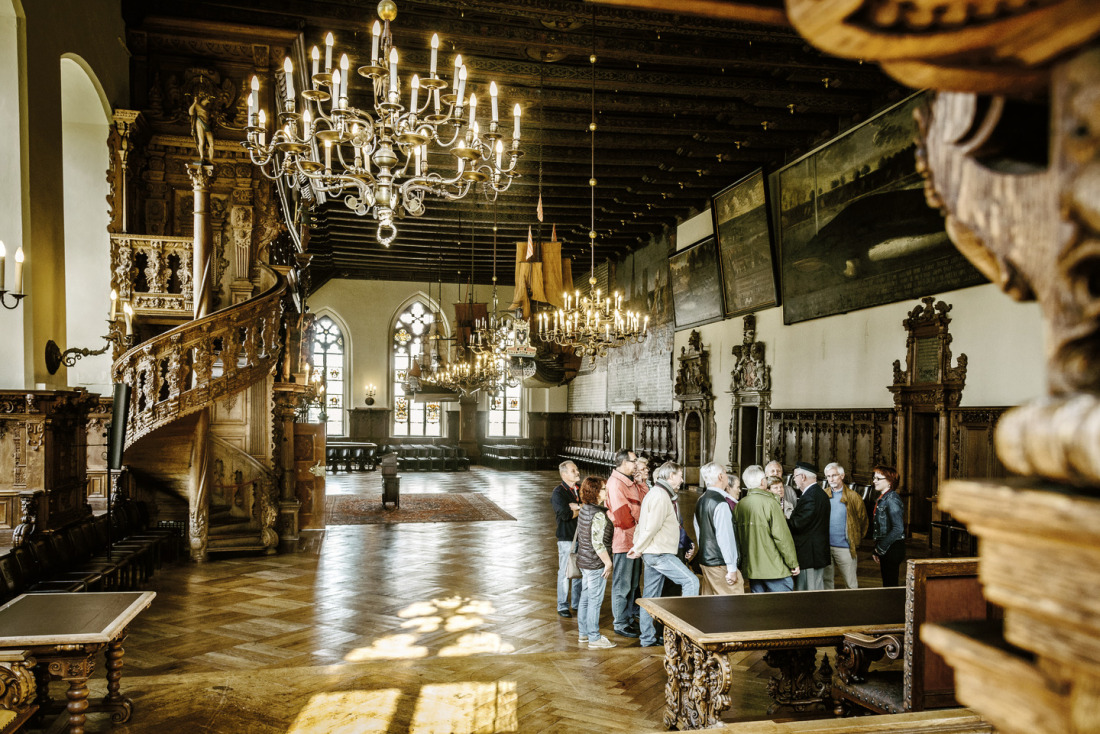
[536,19,647,358]
[243,0,523,246]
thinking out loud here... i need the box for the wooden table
[638,587,905,730]
[0,591,155,734]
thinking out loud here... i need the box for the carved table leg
[64,678,90,734]
[689,645,733,728]
[32,662,52,724]
[661,629,696,730]
[763,647,829,714]
[102,632,134,722]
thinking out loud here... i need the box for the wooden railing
[111,234,193,315]
[113,264,285,448]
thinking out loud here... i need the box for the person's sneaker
[614,626,640,638]
[577,633,587,644]
[588,636,616,649]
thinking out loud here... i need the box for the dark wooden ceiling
[124,0,905,286]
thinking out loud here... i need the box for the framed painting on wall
[670,237,725,330]
[712,168,778,317]
[774,93,986,324]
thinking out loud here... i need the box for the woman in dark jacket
[871,465,906,586]
[576,476,617,649]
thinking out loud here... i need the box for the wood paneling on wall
[948,408,1007,480]
[566,413,613,453]
[635,412,678,462]
[765,409,897,483]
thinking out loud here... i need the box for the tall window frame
[308,314,347,437]
[487,380,523,438]
[392,299,443,438]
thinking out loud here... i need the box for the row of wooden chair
[558,446,615,475]
[481,444,551,470]
[0,504,181,603]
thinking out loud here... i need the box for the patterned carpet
[325,492,516,525]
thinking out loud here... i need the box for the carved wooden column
[186,163,214,319]
[187,407,211,562]
[272,383,304,553]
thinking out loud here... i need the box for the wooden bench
[638,587,906,729]
[831,558,999,716]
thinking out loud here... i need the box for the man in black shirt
[552,460,583,617]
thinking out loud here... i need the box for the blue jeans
[639,553,699,646]
[578,567,608,641]
[749,576,794,593]
[557,541,582,611]
[611,552,641,629]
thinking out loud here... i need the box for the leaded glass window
[488,380,522,437]
[308,315,345,437]
[392,301,442,437]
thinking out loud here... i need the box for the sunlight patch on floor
[345,633,429,661]
[286,689,401,733]
[438,632,515,657]
[409,681,518,733]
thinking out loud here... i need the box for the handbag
[566,522,582,579]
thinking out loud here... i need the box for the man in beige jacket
[823,462,870,589]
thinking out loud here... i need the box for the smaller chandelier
[538,285,647,358]
[243,0,523,246]
[422,350,512,396]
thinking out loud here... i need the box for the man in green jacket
[734,465,801,592]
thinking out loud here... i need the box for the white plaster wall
[0,3,25,388]
[61,57,112,394]
[675,212,1046,468]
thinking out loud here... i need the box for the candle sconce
[0,241,26,309]
[365,383,377,406]
[0,288,25,310]
[45,320,133,375]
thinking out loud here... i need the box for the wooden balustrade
[113,264,285,448]
[111,234,193,315]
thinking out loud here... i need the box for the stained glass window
[307,315,345,437]
[392,301,442,437]
[488,379,522,438]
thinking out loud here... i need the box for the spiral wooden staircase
[112,261,287,561]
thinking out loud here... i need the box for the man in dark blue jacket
[787,461,831,590]
[552,460,583,617]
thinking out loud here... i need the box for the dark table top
[0,592,155,646]
[639,587,906,647]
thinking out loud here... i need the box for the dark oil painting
[670,237,725,330]
[712,168,778,317]
[775,93,986,324]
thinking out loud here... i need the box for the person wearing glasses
[871,465,906,586]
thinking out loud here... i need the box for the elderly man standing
[629,461,700,647]
[551,461,583,617]
[822,462,870,589]
[606,448,643,638]
[787,462,831,591]
[693,462,743,595]
[734,465,800,592]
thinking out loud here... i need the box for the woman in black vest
[576,476,617,649]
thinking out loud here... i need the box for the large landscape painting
[670,237,724,330]
[775,93,986,324]
[713,169,778,317]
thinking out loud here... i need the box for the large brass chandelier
[536,20,647,358]
[243,0,523,246]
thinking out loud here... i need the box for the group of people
[551,451,907,648]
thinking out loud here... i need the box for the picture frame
[773,93,985,324]
[712,168,779,317]
[669,236,725,331]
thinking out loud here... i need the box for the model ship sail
[509,236,571,317]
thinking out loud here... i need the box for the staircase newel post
[187,163,214,319]
[188,407,211,562]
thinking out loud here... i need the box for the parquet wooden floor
[52,468,916,733]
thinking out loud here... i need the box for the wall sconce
[0,240,26,310]
[365,383,377,406]
[45,289,133,374]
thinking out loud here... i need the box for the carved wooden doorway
[727,315,771,478]
[888,298,967,537]
[674,331,715,486]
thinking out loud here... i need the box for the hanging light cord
[589,6,597,284]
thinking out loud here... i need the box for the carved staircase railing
[113,263,285,449]
[111,234,194,316]
[208,434,279,552]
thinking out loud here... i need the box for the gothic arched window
[392,301,442,437]
[308,315,345,436]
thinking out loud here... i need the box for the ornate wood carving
[113,264,286,449]
[728,315,771,476]
[675,331,715,483]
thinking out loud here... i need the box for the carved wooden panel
[766,409,897,482]
[948,408,1007,480]
[567,413,613,453]
[635,411,678,460]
